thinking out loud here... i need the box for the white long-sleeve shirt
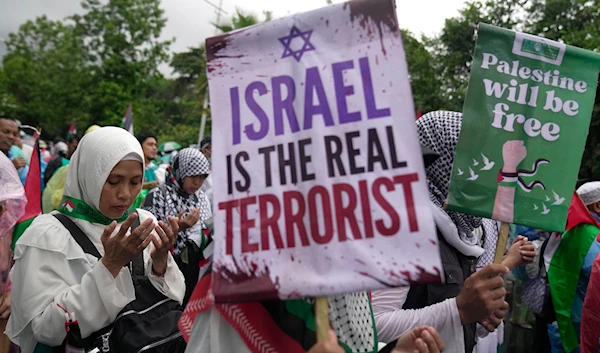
[372,287,465,353]
[7,210,185,353]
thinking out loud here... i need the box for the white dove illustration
[457,168,464,176]
[541,203,550,215]
[533,204,539,211]
[466,167,479,181]
[552,191,565,205]
[545,195,550,202]
[480,153,495,171]
[472,159,479,166]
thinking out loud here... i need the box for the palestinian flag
[121,105,134,135]
[547,192,600,353]
[179,221,377,353]
[416,106,423,120]
[66,123,77,140]
[12,136,42,249]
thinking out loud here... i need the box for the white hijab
[64,126,144,210]
[7,128,186,351]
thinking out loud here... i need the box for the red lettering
[283,191,310,248]
[218,199,239,255]
[372,177,400,236]
[332,183,361,241]
[358,180,374,238]
[308,186,334,244]
[393,173,419,232]
[259,194,284,251]
[240,196,258,253]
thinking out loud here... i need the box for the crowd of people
[0,110,599,353]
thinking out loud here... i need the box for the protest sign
[448,23,600,232]
[206,0,441,302]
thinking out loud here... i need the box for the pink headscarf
[0,153,26,294]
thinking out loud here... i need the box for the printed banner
[207,0,441,302]
[448,23,600,232]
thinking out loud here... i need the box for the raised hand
[392,326,445,353]
[307,330,344,353]
[503,236,536,270]
[479,301,509,332]
[0,292,10,319]
[456,264,509,324]
[143,181,160,190]
[502,140,527,173]
[150,216,179,276]
[177,209,200,231]
[12,157,26,170]
[101,213,155,277]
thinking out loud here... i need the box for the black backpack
[52,213,187,353]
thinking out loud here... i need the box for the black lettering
[324,135,346,177]
[235,151,251,192]
[227,154,233,195]
[298,138,315,182]
[367,128,388,172]
[386,126,407,169]
[345,130,365,175]
[277,142,298,186]
[258,145,276,187]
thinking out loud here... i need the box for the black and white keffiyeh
[416,111,483,247]
[143,148,212,255]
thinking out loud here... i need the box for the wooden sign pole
[315,297,330,342]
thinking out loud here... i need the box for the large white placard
[207,0,441,301]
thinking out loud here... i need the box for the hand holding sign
[455,264,509,324]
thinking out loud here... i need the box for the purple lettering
[359,57,391,120]
[231,87,241,145]
[244,81,270,141]
[272,75,300,136]
[304,67,334,130]
[332,60,361,124]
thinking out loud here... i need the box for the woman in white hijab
[6,127,185,353]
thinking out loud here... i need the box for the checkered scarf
[170,148,211,190]
[416,111,482,247]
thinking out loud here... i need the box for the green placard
[448,23,600,232]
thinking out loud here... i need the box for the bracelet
[498,169,518,187]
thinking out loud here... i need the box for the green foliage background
[0,0,598,180]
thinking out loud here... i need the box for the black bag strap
[54,213,102,259]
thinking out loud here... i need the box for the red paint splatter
[344,0,399,56]
[213,261,280,302]
[429,239,437,245]
[375,55,379,65]
[355,259,366,265]
[415,242,420,248]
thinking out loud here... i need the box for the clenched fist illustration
[502,140,527,173]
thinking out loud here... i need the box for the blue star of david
[279,26,315,62]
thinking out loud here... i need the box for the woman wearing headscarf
[6,127,185,353]
[143,147,212,256]
[0,153,26,353]
[142,148,211,304]
[372,111,534,353]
